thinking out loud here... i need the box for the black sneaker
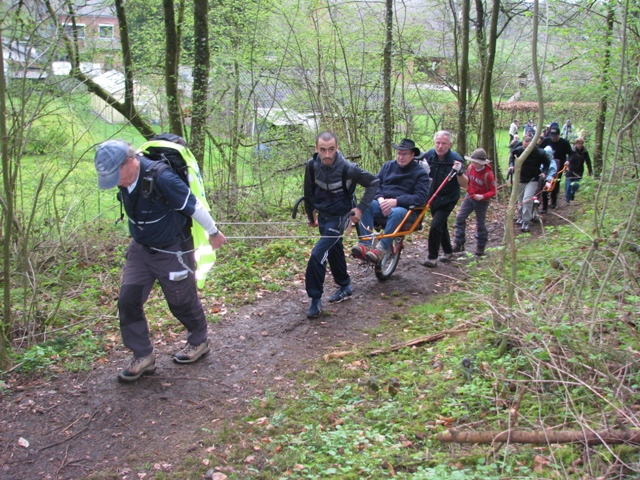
[328,285,352,303]
[475,247,486,257]
[172,339,210,364]
[539,209,547,214]
[452,243,464,253]
[307,298,322,318]
[118,354,156,383]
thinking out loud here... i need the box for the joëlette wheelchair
[293,169,457,281]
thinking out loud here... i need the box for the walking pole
[426,169,458,209]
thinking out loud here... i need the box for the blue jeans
[453,196,490,249]
[305,215,350,300]
[359,200,409,252]
[565,177,580,203]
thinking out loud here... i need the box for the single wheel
[375,237,403,281]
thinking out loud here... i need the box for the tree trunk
[479,0,500,167]
[45,0,156,139]
[382,0,393,160]
[593,1,614,176]
[191,0,210,171]
[0,25,14,369]
[457,0,470,156]
[436,428,640,446]
[163,0,184,136]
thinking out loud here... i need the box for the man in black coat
[422,131,468,268]
[539,125,572,212]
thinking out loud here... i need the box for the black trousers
[427,200,457,260]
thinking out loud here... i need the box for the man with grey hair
[94,139,226,382]
[422,131,468,268]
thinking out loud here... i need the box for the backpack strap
[141,160,171,201]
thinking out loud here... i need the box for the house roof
[64,0,115,18]
[92,69,125,94]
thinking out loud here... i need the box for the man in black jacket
[94,140,226,382]
[539,125,572,211]
[303,132,379,318]
[351,139,431,265]
[422,131,468,268]
[508,136,550,232]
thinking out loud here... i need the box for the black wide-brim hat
[392,138,420,157]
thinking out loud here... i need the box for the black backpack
[116,133,192,225]
[139,133,190,199]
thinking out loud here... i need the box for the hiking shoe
[475,246,486,257]
[172,338,210,364]
[422,258,438,268]
[365,248,387,265]
[118,353,156,383]
[307,298,322,318]
[521,221,530,232]
[452,243,464,253]
[438,253,454,262]
[328,285,352,303]
[539,209,547,214]
[550,203,557,209]
[351,244,371,260]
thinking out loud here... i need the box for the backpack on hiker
[137,133,216,289]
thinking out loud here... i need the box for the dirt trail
[0,203,572,479]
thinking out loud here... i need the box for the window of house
[64,24,85,38]
[99,25,114,39]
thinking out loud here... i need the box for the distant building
[57,0,120,68]
[2,39,48,81]
[90,70,158,124]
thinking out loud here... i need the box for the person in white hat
[452,148,496,256]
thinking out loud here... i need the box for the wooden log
[436,428,640,446]
[366,329,469,356]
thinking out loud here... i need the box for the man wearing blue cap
[94,139,226,382]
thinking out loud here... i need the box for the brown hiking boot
[117,353,156,383]
[172,338,210,364]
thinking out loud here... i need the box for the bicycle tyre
[375,238,403,281]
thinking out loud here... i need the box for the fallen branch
[436,428,640,446]
[367,329,469,356]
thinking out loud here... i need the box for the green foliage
[15,331,105,374]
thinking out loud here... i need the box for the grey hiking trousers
[118,239,208,357]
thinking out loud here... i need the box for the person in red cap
[452,148,496,257]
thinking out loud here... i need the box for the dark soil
[0,200,576,479]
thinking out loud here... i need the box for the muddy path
[0,201,574,479]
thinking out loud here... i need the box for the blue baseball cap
[94,140,130,189]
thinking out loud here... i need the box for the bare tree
[593,0,614,176]
[191,0,210,170]
[383,0,393,159]
[44,0,156,139]
[163,0,185,137]
[0,24,13,369]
